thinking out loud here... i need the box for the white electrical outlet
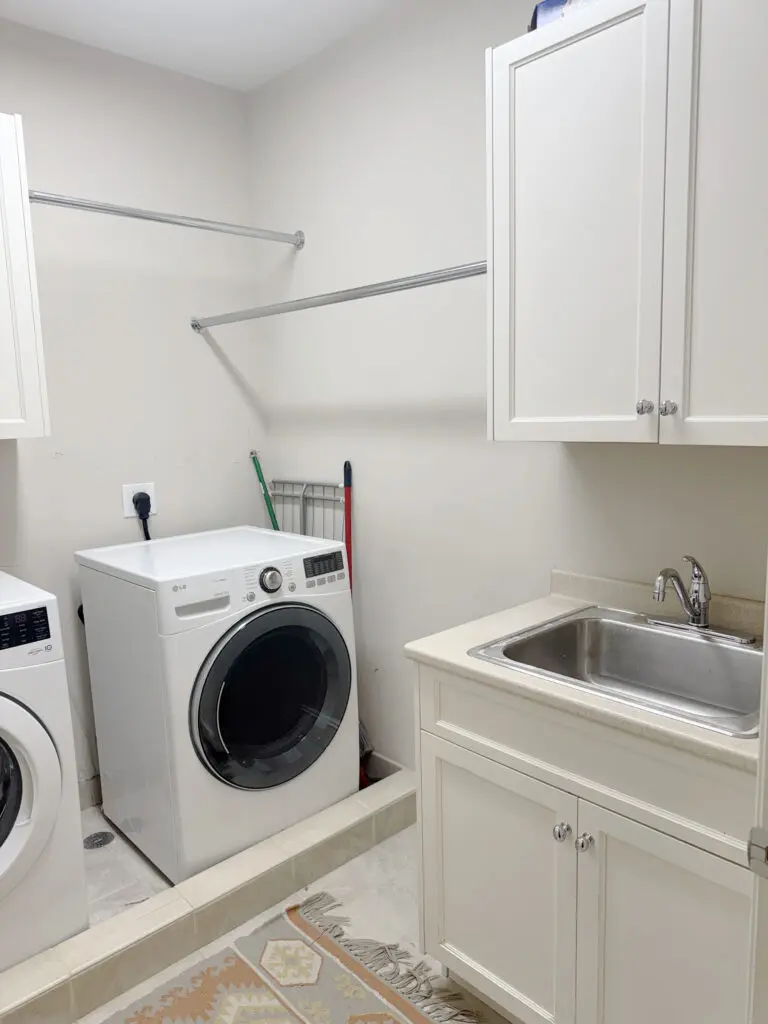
[122,483,157,519]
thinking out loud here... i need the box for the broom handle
[250,451,280,531]
[344,461,353,589]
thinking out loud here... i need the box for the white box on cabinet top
[488,0,768,445]
[0,113,49,439]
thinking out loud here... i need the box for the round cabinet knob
[636,399,655,415]
[659,400,679,417]
[259,567,283,593]
[553,822,572,843]
[575,832,595,853]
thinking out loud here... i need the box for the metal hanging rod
[28,190,305,248]
[191,260,487,332]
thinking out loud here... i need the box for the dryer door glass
[0,739,22,849]
[191,604,352,790]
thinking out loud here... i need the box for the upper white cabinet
[488,0,669,442]
[0,114,49,439]
[661,0,768,444]
[488,0,768,445]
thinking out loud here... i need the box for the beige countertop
[405,586,760,774]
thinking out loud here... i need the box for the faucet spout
[653,568,696,620]
[650,555,752,641]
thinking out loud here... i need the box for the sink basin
[468,609,762,738]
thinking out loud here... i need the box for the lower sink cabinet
[420,733,753,1024]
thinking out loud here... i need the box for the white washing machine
[76,526,359,883]
[0,574,88,973]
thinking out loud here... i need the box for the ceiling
[0,0,400,91]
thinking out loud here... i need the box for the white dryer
[76,527,359,883]
[0,574,88,973]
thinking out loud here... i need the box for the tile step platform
[0,770,416,1023]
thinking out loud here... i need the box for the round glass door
[0,739,22,850]
[190,604,352,790]
[0,695,62,902]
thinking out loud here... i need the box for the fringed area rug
[105,892,484,1024]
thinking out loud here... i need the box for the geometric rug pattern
[103,892,482,1024]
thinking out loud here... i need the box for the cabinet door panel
[488,1,667,442]
[577,800,752,1024]
[420,733,577,1024]
[661,0,768,444]
[0,113,48,438]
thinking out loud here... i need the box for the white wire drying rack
[271,480,345,541]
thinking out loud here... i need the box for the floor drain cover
[84,830,115,850]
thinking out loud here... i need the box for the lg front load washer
[76,527,359,882]
[0,574,88,973]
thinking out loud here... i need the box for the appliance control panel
[304,551,344,579]
[302,550,347,591]
[0,607,51,651]
[245,551,348,596]
[0,594,62,669]
[157,548,350,634]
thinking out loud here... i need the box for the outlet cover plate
[122,482,157,518]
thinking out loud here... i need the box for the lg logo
[172,584,188,593]
[28,644,53,656]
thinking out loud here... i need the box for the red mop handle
[344,461,353,590]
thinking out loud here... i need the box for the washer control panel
[304,551,344,580]
[244,550,348,596]
[0,606,51,651]
[0,577,61,668]
[303,550,346,590]
[159,547,350,633]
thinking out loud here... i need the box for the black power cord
[132,491,152,541]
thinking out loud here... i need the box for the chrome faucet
[653,555,711,627]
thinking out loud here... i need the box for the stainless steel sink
[468,609,762,738]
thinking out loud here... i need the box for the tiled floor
[81,809,169,925]
[77,825,506,1024]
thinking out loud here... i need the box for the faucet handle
[682,555,711,598]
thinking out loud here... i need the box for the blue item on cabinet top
[528,0,568,30]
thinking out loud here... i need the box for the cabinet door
[576,800,752,1024]
[0,113,49,439]
[661,1,768,445]
[487,1,668,442]
[420,733,577,1024]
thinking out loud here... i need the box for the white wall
[245,0,768,768]
[0,21,268,791]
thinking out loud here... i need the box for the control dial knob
[259,567,283,593]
